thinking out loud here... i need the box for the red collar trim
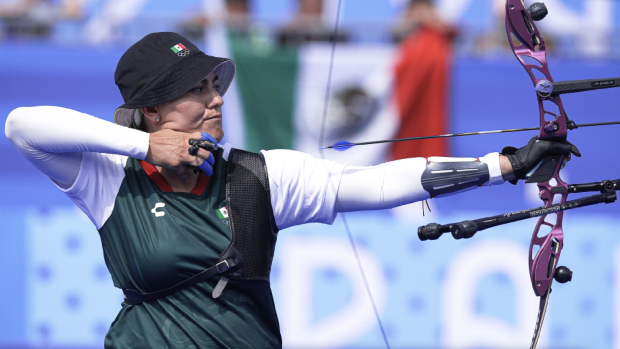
[139,160,209,195]
[191,171,210,195]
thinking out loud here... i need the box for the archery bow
[416,2,620,348]
[319,1,619,348]
[504,3,567,346]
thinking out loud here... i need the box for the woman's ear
[141,106,160,123]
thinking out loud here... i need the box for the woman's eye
[191,87,204,93]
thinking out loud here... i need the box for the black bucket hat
[113,32,236,128]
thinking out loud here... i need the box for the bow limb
[317,1,391,348]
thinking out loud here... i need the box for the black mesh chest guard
[218,149,279,282]
[122,149,279,304]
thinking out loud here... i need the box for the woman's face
[149,72,225,142]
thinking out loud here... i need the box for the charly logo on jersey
[151,202,166,217]
[216,205,229,226]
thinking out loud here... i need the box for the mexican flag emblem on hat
[170,43,187,53]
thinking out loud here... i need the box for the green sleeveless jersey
[98,149,281,348]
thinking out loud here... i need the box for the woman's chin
[215,132,225,143]
[203,128,224,143]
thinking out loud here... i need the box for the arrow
[321,121,620,151]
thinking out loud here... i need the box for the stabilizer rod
[550,77,620,97]
[418,179,619,241]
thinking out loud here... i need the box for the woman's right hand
[144,129,214,182]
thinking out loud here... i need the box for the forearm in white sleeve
[336,153,504,212]
[5,106,150,187]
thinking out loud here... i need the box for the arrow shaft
[569,121,620,129]
[324,121,620,149]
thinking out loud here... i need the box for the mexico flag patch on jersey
[216,207,229,220]
[216,206,229,226]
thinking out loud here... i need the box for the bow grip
[525,154,563,183]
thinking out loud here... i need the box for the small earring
[155,118,160,122]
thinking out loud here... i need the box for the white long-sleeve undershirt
[5,106,150,188]
[261,149,503,230]
[5,106,504,230]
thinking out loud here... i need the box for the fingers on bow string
[187,132,218,176]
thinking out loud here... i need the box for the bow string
[318,0,392,348]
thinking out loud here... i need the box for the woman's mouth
[206,114,222,120]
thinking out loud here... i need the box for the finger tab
[200,132,218,147]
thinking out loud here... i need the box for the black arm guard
[421,159,490,197]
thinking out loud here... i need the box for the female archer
[4,32,579,348]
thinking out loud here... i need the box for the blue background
[2,0,620,348]
[2,45,620,349]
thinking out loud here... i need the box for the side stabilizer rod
[418,180,619,241]
[536,77,620,98]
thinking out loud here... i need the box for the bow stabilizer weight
[553,266,573,284]
[450,220,477,240]
[528,2,548,21]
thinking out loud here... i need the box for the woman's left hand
[500,137,581,183]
